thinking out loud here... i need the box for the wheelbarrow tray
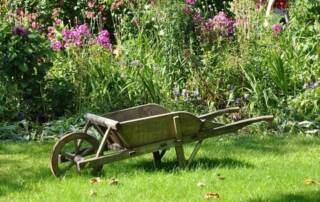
[50,104,273,177]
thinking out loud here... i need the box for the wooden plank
[85,113,119,130]
[118,112,202,148]
[173,116,186,168]
[198,107,240,120]
[103,103,169,122]
[199,116,274,137]
[96,127,111,157]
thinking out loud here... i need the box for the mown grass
[1,133,320,202]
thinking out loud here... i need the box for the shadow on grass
[0,142,54,197]
[200,134,290,154]
[128,157,254,172]
[248,190,320,202]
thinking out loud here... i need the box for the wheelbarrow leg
[187,140,203,168]
[175,146,186,168]
[173,116,186,168]
[153,150,166,168]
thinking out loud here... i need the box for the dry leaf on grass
[217,176,225,180]
[204,192,220,199]
[90,177,102,184]
[109,178,119,185]
[304,179,320,185]
[89,190,97,197]
[197,182,205,187]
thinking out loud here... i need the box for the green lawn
[1,134,320,202]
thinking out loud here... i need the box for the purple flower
[51,41,62,50]
[185,0,196,5]
[205,12,235,36]
[61,29,71,40]
[12,25,28,36]
[97,30,112,49]
[272,24,282,33]
[76,24,91,36]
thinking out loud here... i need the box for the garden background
[0,0,320,201]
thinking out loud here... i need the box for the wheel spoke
[81,147,95,156]
[59,152,75,162]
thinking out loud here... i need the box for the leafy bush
[0,22,52,118]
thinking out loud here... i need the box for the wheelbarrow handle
[200,115,274,137]
[198,107,240,120]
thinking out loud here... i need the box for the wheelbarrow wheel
[50,132,102,177]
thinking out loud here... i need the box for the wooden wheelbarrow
[50,104,273,177]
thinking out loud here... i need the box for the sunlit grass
[1,133,320,201]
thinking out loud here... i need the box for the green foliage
[0,22,53,117]
[1,0,319,139]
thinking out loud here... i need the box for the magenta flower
[51,41,62,50]
[272,24,282,34]
[97,30,112,49]
[76,24,91,36]
[185,0,196,5]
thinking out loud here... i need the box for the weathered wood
[96,127,111,157]
[52,103,274,177]
[198,107,240,120]
[78,115,273,169]
[199,115,274,137]
[85,113,119,130]
[118,112,202,148]
[103,103,169,122]
[187,140,203,167]
[173,116,186,168]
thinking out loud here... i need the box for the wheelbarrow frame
[50,104,273,177]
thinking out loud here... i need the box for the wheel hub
[74,155,84,163]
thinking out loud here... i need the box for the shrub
[0,22,53,118]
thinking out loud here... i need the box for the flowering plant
[47,22,112,51]
[0,22,53,115]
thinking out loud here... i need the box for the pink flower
[51,41,62,50]
[48,26,55,33]
[272,24,282,34]
[183,6,192,15]
[31,21,38,29]
[97,30,112,49]
[185,0,196,5]
[205,12,235,36]
[192,11,202,23]
[88,1,96,8]
[55,19,63,26]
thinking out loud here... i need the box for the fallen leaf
[217,176,225,180]
[109,178,119,185]
[204,192,220,199]
[90,177,102,184]
[304,179,320,185]
[197,182,205,187]
[89,190,97,196]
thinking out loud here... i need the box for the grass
[0,133,320,202]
